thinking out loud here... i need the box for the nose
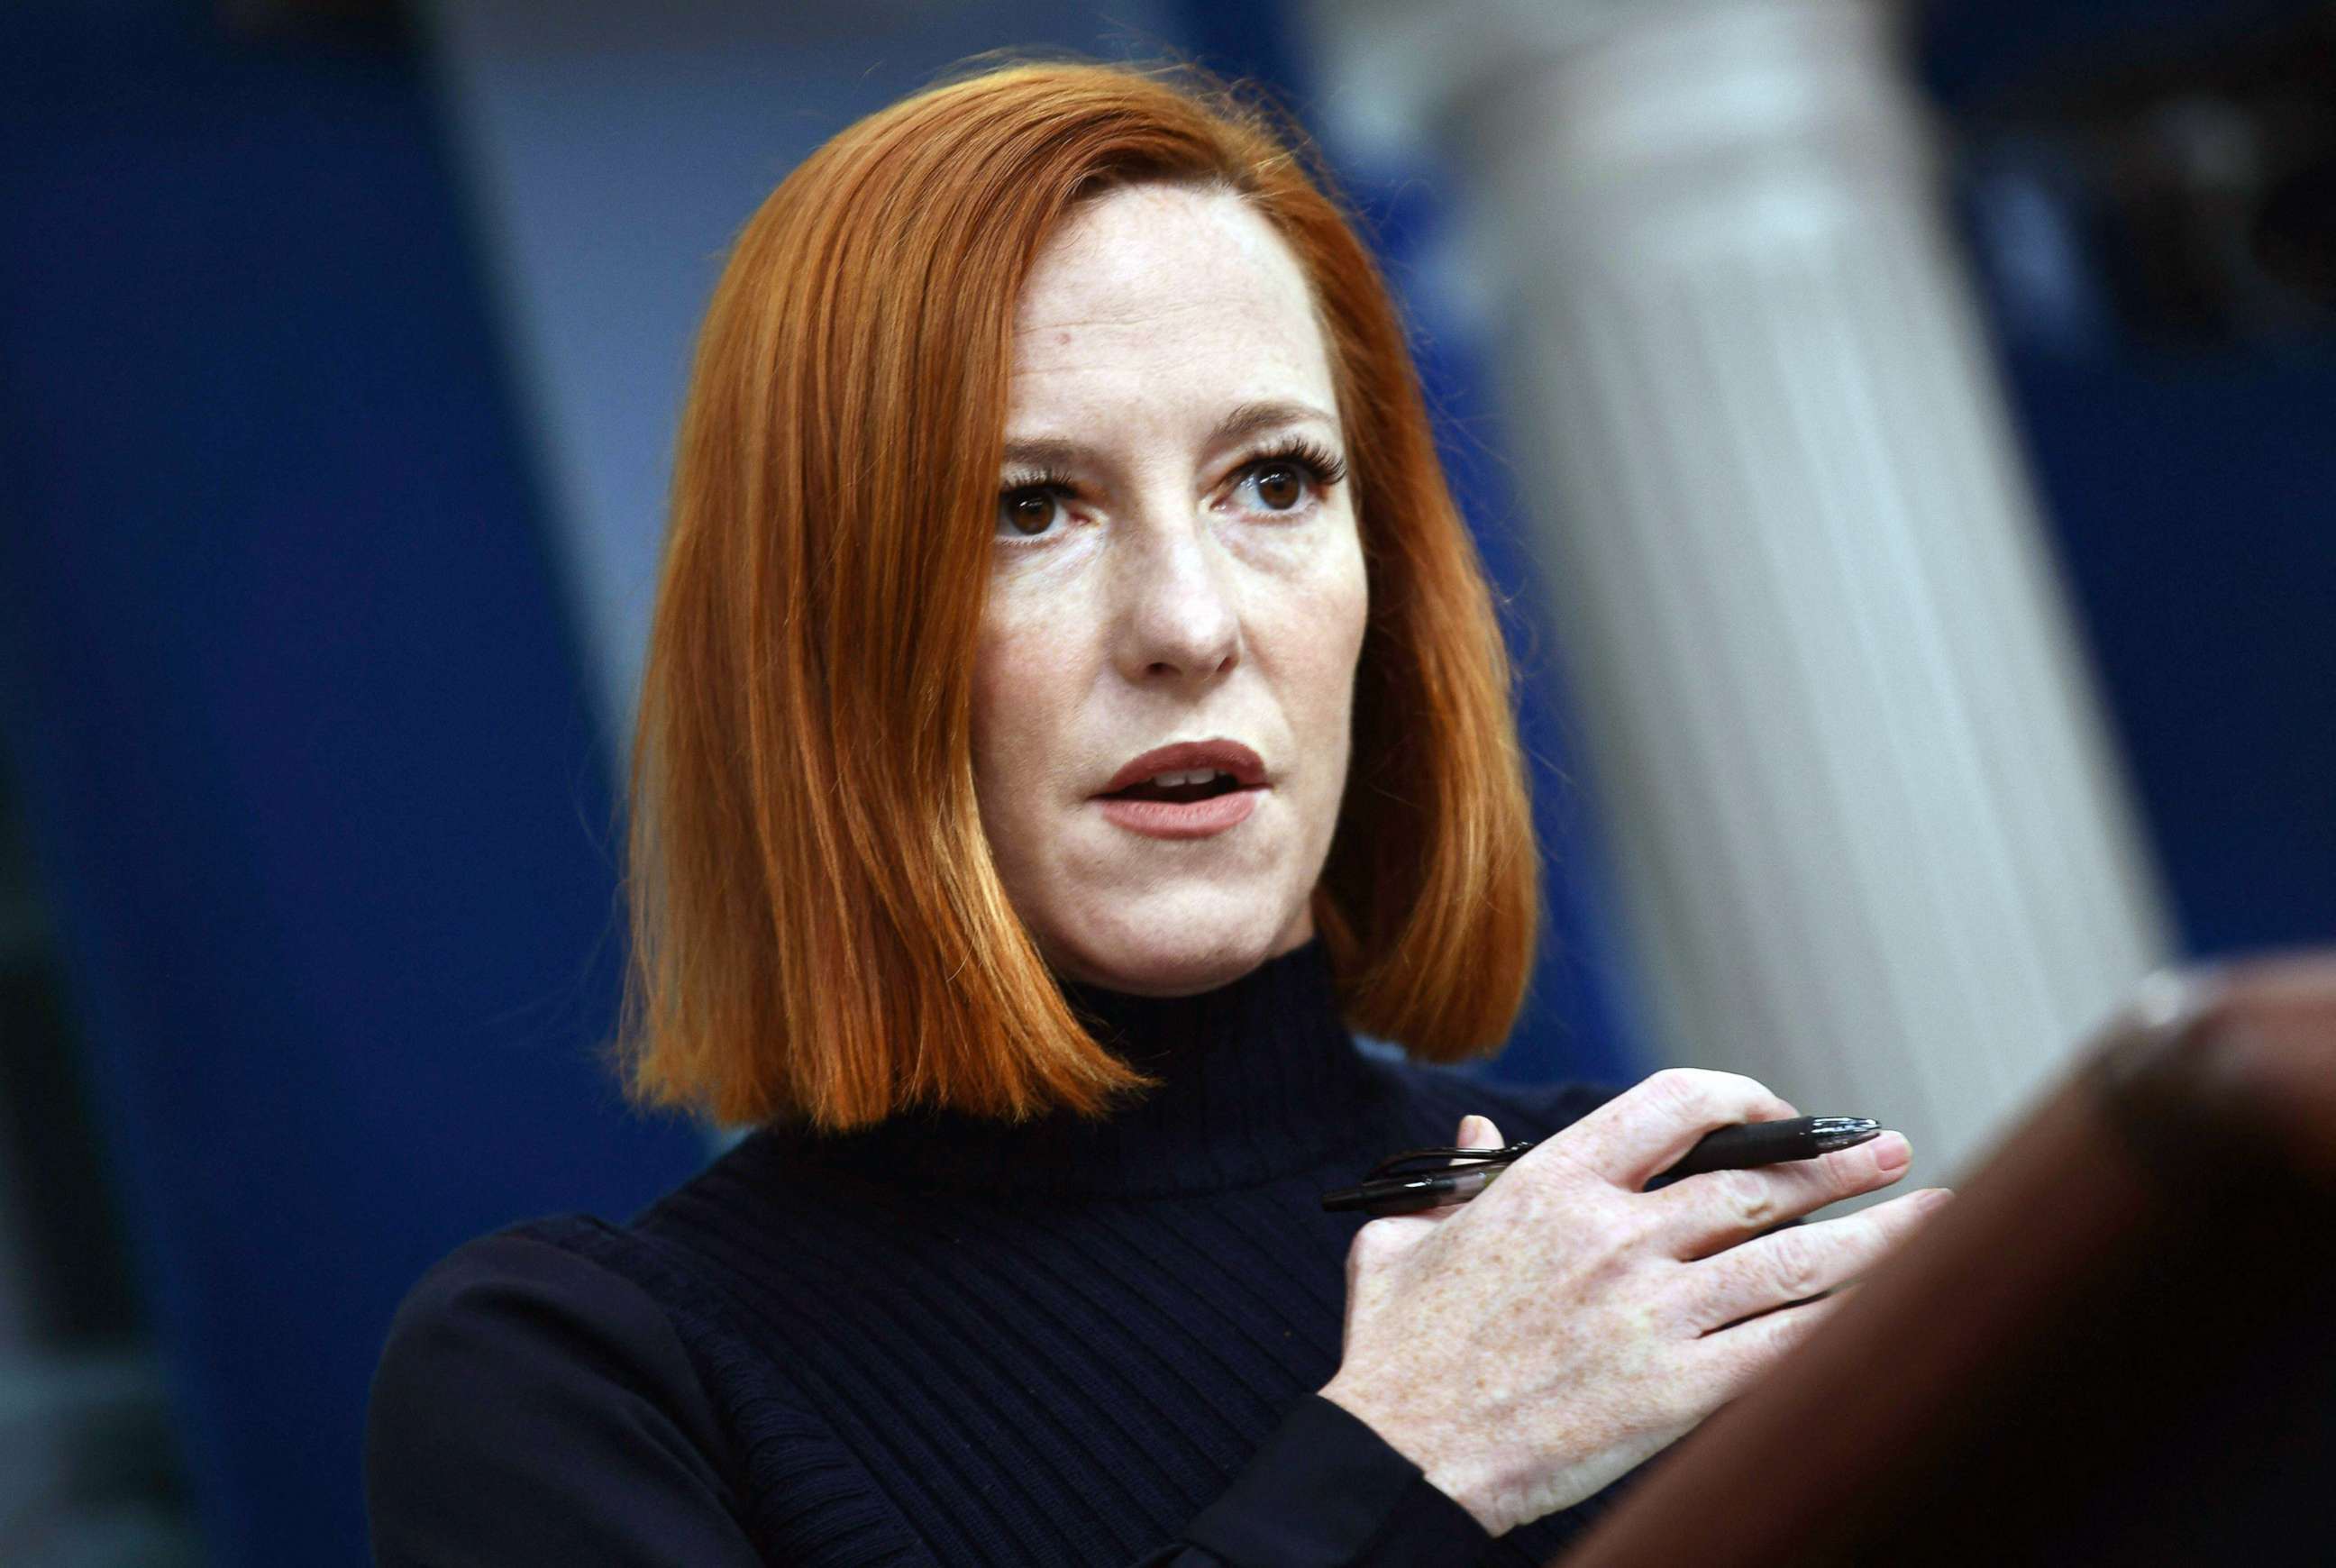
[1109,514,1241,688]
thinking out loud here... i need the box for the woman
[364,59,1942,1566]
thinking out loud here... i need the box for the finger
[1674,1186,1951,1334]
[1649,1131,1916,1257]
[1451,1114,1506,1156]
[1693,1290,1846,1399]
[1536,1069,1799,1192]
[1414,1114,1509,1217]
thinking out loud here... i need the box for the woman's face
[972,182,1369,997]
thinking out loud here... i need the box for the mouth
[1100,769,1249,806]
[1091,741,1270,841]
[1097,738,1268,797]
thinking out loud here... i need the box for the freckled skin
[964,186,1953,1543]
[1326,1079,1948,1536]
[972,184,1366,996]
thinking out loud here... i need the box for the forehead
[1008,183,1335,403]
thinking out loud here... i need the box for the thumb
[1398,1114,1508,1223]
[1454,1114,1506,1153]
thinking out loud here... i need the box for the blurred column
[1306,0,2173,1178]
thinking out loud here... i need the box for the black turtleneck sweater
[364,941,1628,1565]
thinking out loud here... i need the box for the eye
[1247,462,1308,511]
[997,483,1069,540]
[1231,439,1346,515]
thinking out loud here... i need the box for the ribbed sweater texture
[491,941,1620,1563]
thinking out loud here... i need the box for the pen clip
[1364,1140,1536,1181]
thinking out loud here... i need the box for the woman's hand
[1319,1069,1949,1537]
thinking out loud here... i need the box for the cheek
[969,620,1040,796]
[968,622,1047,904]
[970,606,1091,823]
[1282,540,1369,742]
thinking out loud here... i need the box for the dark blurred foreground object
[1556,949,2336,1568]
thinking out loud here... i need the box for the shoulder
[366,1221,761,1565]
[385,1221,648,1334]
[375,1221,694,1406]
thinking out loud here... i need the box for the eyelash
[996,439,1349,543]
[1244,438,1349,497]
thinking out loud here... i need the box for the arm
[364,1233,765,1567]
[367,1234,1487,1568]
[1129,1394,1493,1567]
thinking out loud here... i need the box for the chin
[1043,900,1310,997]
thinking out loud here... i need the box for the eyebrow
[1000,399,1341,472]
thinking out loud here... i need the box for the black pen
[1320,1116,1884,1217]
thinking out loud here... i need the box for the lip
[1099,738,1266,797]
[1092,737,1269,842]
[1094,789,1262,840]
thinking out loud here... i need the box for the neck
[780,939,1395,1197]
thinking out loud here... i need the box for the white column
[1306,0,2173,1180]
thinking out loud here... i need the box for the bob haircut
[613,58,1541,1131]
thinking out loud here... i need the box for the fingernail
[1872,1132,1912,1173]
[1918,1187,1954,1211]
[1458,1115,1486,1144]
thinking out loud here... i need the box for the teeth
[1149,768,1224,787]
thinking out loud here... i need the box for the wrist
[1317,1377,1516,1538]
[1419,1455,1526,1539]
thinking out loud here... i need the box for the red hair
[611,59,1541,1131]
